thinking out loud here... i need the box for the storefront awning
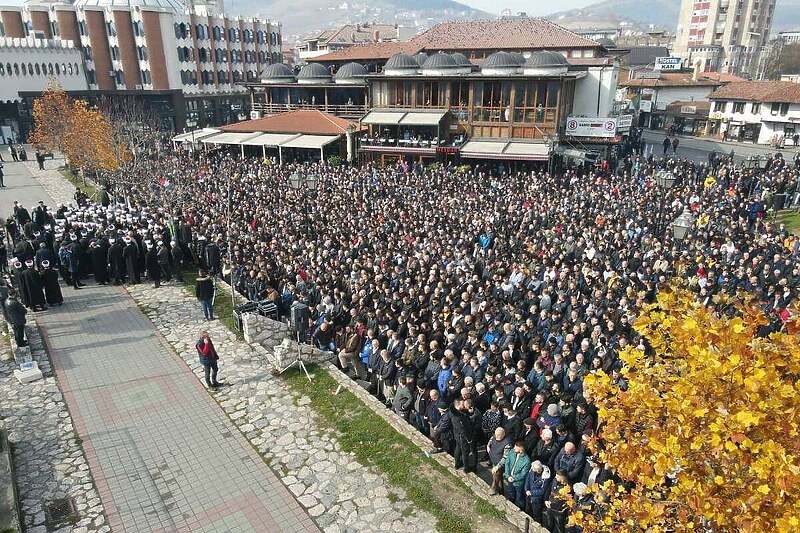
[240,133,301,147]
[201,132,263,145]
[361,111,404,125]
[399,111,447,126]
[461,140,549,161]
[280,134,340,149]
[172,128,220,143]
[361,110,447,126]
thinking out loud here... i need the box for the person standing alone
[196,331,221,389]
[195,269,215,320]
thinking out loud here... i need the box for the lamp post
[672,208,694,247]
[655,169,676,236]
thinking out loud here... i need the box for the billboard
[654,57,682,71]
[617,114,634,131]
[565,117,618,138]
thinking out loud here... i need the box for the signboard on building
[654,57,682,70]
[680,105,697,115]
[617,114,633,131]
[639,100,653,113]
[565,117,618,138]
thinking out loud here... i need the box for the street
[640,129,800,164]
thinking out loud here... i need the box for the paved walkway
[36,283,319,533]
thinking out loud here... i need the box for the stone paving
[1,323,109,533]
[36,284,318,533]
[22,157,79,207]
[127,281,439,533]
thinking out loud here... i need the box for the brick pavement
[37,283,320,533]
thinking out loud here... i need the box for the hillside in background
[233,0,489,42]
[547,0,800,34]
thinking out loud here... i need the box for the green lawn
[284,367,511,533]
[777,210,800,236]
[58,166,97,199]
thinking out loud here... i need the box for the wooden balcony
[251,102,368,119]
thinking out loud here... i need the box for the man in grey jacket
[392,376,414,421]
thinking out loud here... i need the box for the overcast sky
[460,0,594,15]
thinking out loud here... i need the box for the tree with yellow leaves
[568,287,800,533]
[28,79,71,154]
[63,99,120,175]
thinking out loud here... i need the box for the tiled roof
[620,72,726,88]
[709,81,800,103]
[220,110,357,135]
[313,42,423,62]
[412,18,601,50]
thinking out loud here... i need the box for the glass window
[55,63,59,75]
[714,100,726,112]
[733,101,745,113]
[28,63,34,75]
[751,102,761,114]
[35,63,41,75]
[21,63,26,76]
[14,63,20,76]
[0,63,4,76]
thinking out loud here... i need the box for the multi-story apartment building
[0,0,281,136]
[674,0,776,76]
[297,23,414,62]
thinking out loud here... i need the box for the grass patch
[58,166,97,199]
[777,210,800,235]
[180,268,243,340]
[284,366,513,533]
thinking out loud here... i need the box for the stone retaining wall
[323,363,547,533]
[242,312,333,371]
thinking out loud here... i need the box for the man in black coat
[170,240,185,282]
[90,240,109,284]
[157,241,171,281]
[145,242,161,288]
[123,236,140,284]
[19,260,46,311]
[5,293,28,346]
[40,260,63,305]
[107,237,125,284]
[205,239,222,276]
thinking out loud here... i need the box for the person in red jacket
[196,331,221,389]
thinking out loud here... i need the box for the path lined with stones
[0,327,108,533]
[127,281,439,533]
[0,157,108,533]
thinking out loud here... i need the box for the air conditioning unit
[250,110,261,120]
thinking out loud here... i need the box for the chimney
[374,30,380,42]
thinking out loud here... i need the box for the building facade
[241,19,624,167]
[707,80,800,144]
[296,23,413,62]
[674,0,776,76]
[0,0,282,135]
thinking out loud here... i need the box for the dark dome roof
[297,62,331,80]
[525,51,569,68]
[423,52,457,69]
[385,53,420,70]
[414,52,428,66]
[334,61,368,80]
[262,63,295,80]
[450,52,471,66]
[597,38,616,48]
[483,51,524,69]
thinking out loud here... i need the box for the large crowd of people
[3,144,799,531]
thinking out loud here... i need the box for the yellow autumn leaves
[28,80,126,174]
[568,287,800,533]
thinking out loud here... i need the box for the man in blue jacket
[524,460,551,523]
[436,357,452,396]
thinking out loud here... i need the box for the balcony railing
[251,102,368,119]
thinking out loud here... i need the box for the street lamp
[655,169,676,189]
[288,173,302,189]
[305,174,318,189]
[672,208,694,242]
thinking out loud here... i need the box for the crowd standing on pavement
[2,141,800,531]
